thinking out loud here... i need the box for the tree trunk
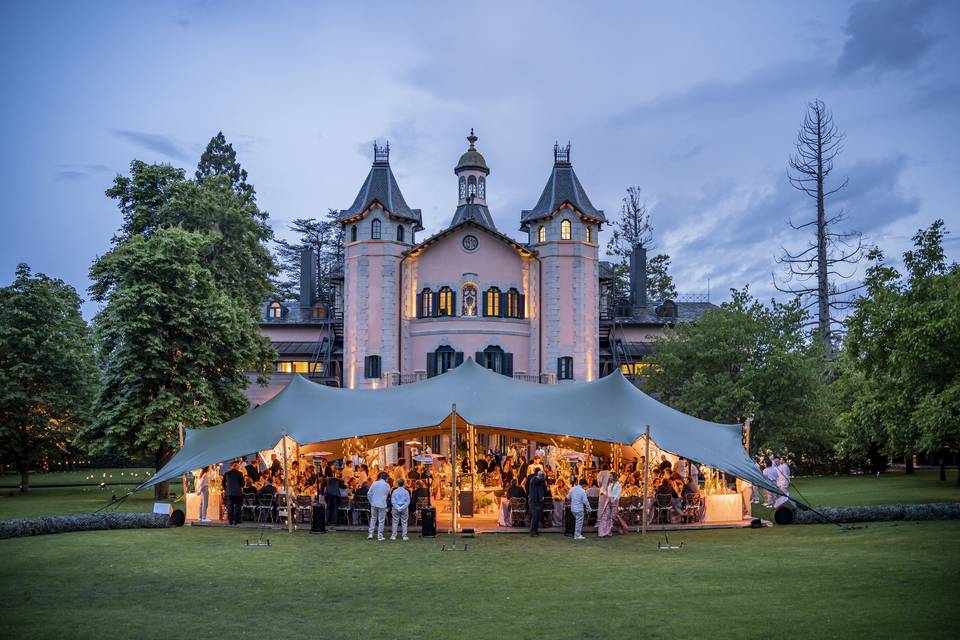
[153,446,171,500]
[17,461,29,493]
[815,120,832,359]
[905,455,914,475]
[940,455,947,481]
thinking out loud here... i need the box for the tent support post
[178,423,187,502]
[642,425,650,536]
[282,434,294,534]
[443,403,465,551]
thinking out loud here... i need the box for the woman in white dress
[195,466,210,521]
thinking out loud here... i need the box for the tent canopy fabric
[139,358,777,493]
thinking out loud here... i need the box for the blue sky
[2,1,958,317]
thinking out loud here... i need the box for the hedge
[0,512,170,539]
[794,502,960,525]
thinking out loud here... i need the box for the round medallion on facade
[462,234,479,252]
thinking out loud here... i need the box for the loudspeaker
[564,507,575,537]
[311,503,327,533]
[774,505,795,525]
[421,507,436,538]
[169,509,185,527]
[459,491,473,517]
[750,517,763,529]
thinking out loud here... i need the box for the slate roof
[455,128,489,174]
[616,302,718,326]
[450,202,497,230]
[407,219,534,258]
[338,157,423,229]
[260,300,329,325]
[521,153,605,226]
[273,341,323,356]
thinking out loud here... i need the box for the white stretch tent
[139,358,778,493]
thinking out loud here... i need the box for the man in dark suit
[325,474,343,526]
[244,456,260,483]
[221,461,246,525]
[517,456,529,481]
[506,479,525,500]
[526,470,546,537]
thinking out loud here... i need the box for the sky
[2,1,958,318]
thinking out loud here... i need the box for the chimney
[299,247,317,310]
[630,245,647,308]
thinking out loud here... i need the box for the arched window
[428,345,462,377]
[371,218,381,240]
[397,225,405,243]
[351,225,358,242]
[418,288,434,318]
[476,345,513,376]
[478,177,486,199]
[461,283,478,317]
[506,288,520,318]
[557,356,574,380]
[438,286,454,316]
[585,225,593,243]
[561,219,572,240]
[459,177,466,199]
[484,287,501,317]
[268,302,283,319]
[467,175,477,197]
[537,225,545,243]
[311,303,326,319]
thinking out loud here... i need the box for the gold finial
[467,128,478,148]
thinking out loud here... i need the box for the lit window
[585,225,593,243]
[619,362,661,377]
[558,356,574,380]
[364,355,381,379]
[462,284,478,317]
[397,225,405,242]
[277,361,313,374]
[311,303,326,319]
[484,287,501,317]
[438,286,453,316]
[561,219,572,240]
[506,288,520,318]
[371,218,381,240]
[418,288,434,318]
[268,302,283,319]
[537,226,545,243]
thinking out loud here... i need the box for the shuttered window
[364,355,381,379]
[484,287,501,317]
[558,356,574,380]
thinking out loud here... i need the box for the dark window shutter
[499,291,507,318]
[518,293,526,319]
[450,291,457,317]
[557,357,563,378]
[373,356,381,378]
[416,293,423,318]
[455,351,464,367]
[431,291,439,317]
[427,352,436,378]
[503,353,513,377]
[475,351,484,367]
[482,290,489,317]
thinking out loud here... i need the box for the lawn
[787,469,960,507]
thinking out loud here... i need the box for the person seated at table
[242,478,257,498]
[342,460,355,480]
[357,464,369,486]
[302,468,317,490]
[475,455,489,474]
[408,464,421,482]
[506,478,525,500]
[256,477,277,499]
[586,479,600,499]
[485,466,502,486]
[655,478,681,516]
[355,478,370,499]
[681,475,699,499]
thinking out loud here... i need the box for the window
[277,361,315,374]
[350,225,357,242]
[477,345,513,376]
[438,286,454,316]
[268,302,283,319]
[619,362,661,377]
[484,287,501,317]
[461,283,478,317]
[558,356,574,380]
[371,218,381,240]
[537,225,545,243]
[467,175,477,197]
[459,177,466,199]
[561,219,572,240]
[311,303,326,319]
[397,225,405,243]
[364,355,381,379]
[585,225,593,243]
[417,288,434,318]
[479,177,486,199]
[428,345,462,377]
[506,288,520,318]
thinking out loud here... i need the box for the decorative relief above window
[462,234,479,252]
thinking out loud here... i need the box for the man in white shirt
[367,472,391,541]
[390,478,411,541]
[567,478,591,540]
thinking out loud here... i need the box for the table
[185,492,222,521]
[703,493,742,522]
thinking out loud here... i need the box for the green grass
[784,469,959,507]
[2,521,958,639]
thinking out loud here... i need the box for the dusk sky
[2,1,958,318]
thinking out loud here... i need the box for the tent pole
[642,425,650,536]
[451,404,457,543]
[178,423,187,502]
[282,434,294,534]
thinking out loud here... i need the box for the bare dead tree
[775,99,864,358]
[607,186,653,258]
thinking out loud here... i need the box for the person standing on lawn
[568,478,591,540]
[221,461,245,525]
[195,466,210,522]
[390,478,411,541]
[367,472,390,541]
[527,469,547,536]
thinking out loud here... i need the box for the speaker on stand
[420,507,436,538]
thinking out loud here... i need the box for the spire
[373,140,390,164]
[338,139,423,230]
[451,128,495,230]
[467,128,478,149]
[521,141,605,228]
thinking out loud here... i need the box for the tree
[843,220,960,481]
[644,287,832,469]
[82,228,273,498]
[606,186,653,303]
[195,131,255,203]
[272,210,344,301]
[646,253,677,302]
[0,264,96,492]
[775,99,864,358]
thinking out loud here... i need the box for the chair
[619,496,637,524]
[353,496,371,525]
[682,493,702,523]
[509,497,527,527]
[241,494,257,521]
[540,499,554,526]
[276,494,290,526]
[587,497,599,525]
[256,494,276,525]
[295,495,313,524]
[654,493,673,524]
[338,499,352,526]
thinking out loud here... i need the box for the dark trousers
[227,495,243,524]
[529,503,543,535]
[325,494,339,524]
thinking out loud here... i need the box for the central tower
[450,129,496,230]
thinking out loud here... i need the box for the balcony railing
[381,370,558,386]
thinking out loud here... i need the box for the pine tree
[196,131,255,204]
[646,254,677,303]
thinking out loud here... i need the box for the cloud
[111,129,189,161]
[837,0,941,75]
[53,163,110,182]
[830,155,920,233]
